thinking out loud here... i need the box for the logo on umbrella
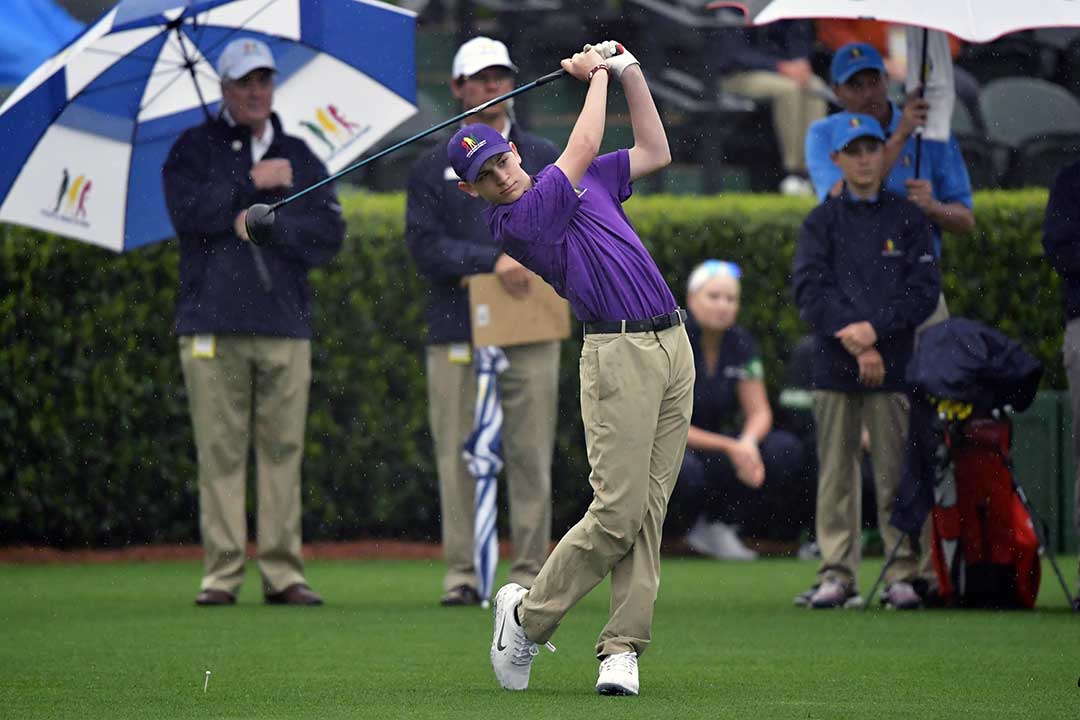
[300,104,370,156]
[41,168,92,227]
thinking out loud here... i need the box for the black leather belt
[583,308,688,335]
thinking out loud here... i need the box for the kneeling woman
[668,260,805,560]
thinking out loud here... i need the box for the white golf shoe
[687,519,758,561]
[490,583,554,690]
[596,651,639,696]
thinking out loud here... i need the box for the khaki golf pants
[721,70,828,175]
[426,340,560,592]
[179,335,310,595]
[519,324,695,659]
[814,390,917,587]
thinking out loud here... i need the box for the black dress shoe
[265,583,323,606]
[195,589,237,606]
[440,584,481,606]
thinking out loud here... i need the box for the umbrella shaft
[914,27,929,179]
[272,68,568,211]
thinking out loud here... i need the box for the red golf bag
[931,416,1041,609]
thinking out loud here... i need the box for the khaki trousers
[721,71,828,174]
[1063,318,1080,593]
[426,341,560,591]
[179,335,310,595]
[519,325,695,659]
[814,391,917,586]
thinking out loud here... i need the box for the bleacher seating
[345,5,1080,193]
[950,102,1004,190]
[957,33,1043,85]
[980,77,1080,187]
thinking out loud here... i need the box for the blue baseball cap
[831,113,885,152]
[830,42,885,85]
[447,124,511,183]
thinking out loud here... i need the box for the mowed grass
[0,556,1077,719]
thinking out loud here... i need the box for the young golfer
[792,113,940,611]
[447,41,694,696]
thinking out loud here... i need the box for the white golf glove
[582,40,639,80]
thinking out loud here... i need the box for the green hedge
[1,189,1061,546]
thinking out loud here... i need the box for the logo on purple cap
[460,135,487,159]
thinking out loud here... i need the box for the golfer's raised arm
[622,63,671,181]
[555,49,609,187]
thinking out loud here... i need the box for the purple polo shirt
[484,150,677,323]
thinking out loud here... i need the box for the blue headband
[687,260,742,293]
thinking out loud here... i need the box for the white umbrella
[713,0,1080,43]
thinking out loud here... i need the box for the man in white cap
[406,37,561,606]
[162,37,344,607]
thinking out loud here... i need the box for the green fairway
[0,557,1076,719]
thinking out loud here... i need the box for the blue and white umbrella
[462,346,509,609]
[0,1,84,88]
[0,0,416,252]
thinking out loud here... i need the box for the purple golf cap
[448,124,511,183]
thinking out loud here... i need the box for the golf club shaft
[272,68,568,211]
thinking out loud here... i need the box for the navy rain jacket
[163,112,344,339]
[405,125,559,345]
[792,189,940,393]
[1043,159,1080,322]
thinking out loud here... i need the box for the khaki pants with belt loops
[518,323,695,659]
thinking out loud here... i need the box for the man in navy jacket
[162,37,343,607]
[792,113,939,610]
[405,37,560,606]
[1043,159,1080,608]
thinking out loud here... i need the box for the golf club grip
[534,68,568,86]
[270,67,572,212]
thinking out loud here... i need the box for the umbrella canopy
[0,0,416,252]
[712,0,1080,43]
[0,0,84,87]
[462,347,509,608]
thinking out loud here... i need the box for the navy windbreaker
[1043,159,1080,322]
[792,189,940,393]
[163,112,344,338]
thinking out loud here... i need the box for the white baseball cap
[452,37,518,80]
[217,37,277,81]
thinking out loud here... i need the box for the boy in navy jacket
[791,113,939,610]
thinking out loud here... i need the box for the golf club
[244,67,570,245]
